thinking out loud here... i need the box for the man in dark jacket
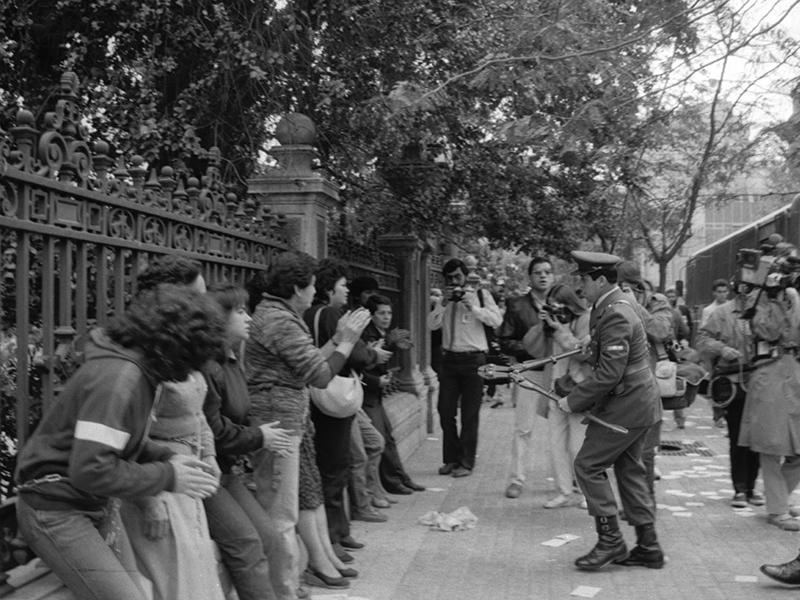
[558,251,664,571]
[496,256,554,498]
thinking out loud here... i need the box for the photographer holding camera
[427,258,502,478]
[524,282,591,509]
[696,280,763,514]
[736,270,800,531]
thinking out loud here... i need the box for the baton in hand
[511,374,629,435]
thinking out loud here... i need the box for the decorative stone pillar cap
[275,113,316,146]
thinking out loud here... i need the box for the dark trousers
[725,385,760,494]
[363,400,412,491]
[437,352,486,470]
[641,420,662,507]
[574,422,655,526]
[205,473,277,600]
[310,405,354,544]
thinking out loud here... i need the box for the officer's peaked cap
[570,251,621,276]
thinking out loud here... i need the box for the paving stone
[346,396,800,600]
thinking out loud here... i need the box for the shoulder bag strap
[313,307,322,347]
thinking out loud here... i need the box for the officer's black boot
[760,550,800,585]
[575,515,628,571]
[614,522,664,569]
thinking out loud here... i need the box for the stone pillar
[377,234,427,397]
[246,113,339,259]
[419,241,439,433]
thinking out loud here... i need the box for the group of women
[14,251,412,600]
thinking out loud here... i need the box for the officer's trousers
[574,421,655,526]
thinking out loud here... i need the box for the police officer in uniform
[557,251,664,570]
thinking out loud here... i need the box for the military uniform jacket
[566,288,662,429]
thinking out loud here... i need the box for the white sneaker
[544,494,573,509]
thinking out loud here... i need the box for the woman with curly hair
[246,252,371,599]
[15,285,224,600]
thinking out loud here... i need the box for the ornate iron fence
[0,72,289,489]
[328,231,401,307]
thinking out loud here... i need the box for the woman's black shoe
[332,543,354,563]
[337,567,359,578]
[340,535,364,550]
[404,480,426,492]
[385,484,413,494]
[304,569,350,589]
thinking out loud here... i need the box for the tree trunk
[658,261,668,292]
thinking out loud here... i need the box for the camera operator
[524,283,590,509]
[427,258,502,478]
[736,272,800,531]
[695,280,763,513]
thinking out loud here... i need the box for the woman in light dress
[120,371,226,600]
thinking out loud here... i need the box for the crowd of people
[427,243,800,580]
[14,241,800,597]
[14,253,423,600]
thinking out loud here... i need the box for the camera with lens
[449,286,467,302]
[542,302,572,324]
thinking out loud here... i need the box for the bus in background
[685,195,800,317]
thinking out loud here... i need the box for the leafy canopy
[1,0,701,254]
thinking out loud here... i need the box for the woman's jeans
[205,473,277,600]
[253,436,302,600]
[16,494,148,600]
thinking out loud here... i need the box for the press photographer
[427,258,503,479]
[700,249,800,531]
[741,268,800,531]
[696,280,762,513]
[522,282,591,509]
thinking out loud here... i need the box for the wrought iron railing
[0,72,289,459]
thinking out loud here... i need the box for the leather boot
[575,515,628,571]
[614,522,664,569]
[760,551,800,585]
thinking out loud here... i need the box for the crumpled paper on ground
[418,506,478,531]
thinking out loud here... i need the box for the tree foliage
[4,0,794,259]
[611,1,800,288]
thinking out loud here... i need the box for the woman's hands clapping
[336,308,372,344]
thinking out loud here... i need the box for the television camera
[736,246,800,294]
